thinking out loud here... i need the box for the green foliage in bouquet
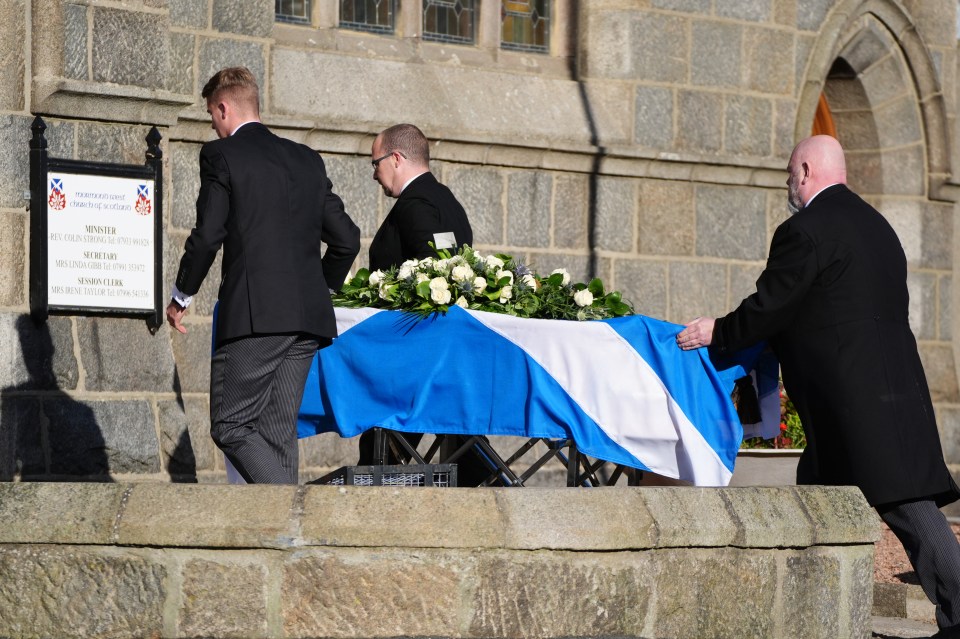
[740,384,806,449]
[334,245,634,321]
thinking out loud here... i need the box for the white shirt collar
[230,120,259,137]
[804,183,840,208]
[399,170,429,195]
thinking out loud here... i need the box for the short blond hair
[202,66,260,115]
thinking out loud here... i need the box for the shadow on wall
[0,315,113,481]
[167,363,200,483]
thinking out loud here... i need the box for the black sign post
[29,116,164,333]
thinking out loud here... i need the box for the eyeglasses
[371,150,406,168]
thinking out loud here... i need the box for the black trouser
[210,334,327,484]
[878,498,960,631]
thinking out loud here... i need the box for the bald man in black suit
[678,135,960,638]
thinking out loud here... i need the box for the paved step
[875,582,936,625]
[871,614,937,638]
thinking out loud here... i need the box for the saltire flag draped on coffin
[298,306,778,486]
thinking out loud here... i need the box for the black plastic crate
[311,464,457,487]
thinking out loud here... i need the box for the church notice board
[29,117,164,330]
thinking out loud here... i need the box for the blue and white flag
[299,307,774,486]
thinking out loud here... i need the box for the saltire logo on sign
[48,178,66,211]
[135,184,151,215]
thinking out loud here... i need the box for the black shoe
[931,626,960,638]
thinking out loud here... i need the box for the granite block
[158,395,216,478]
[282,549,462,638]
[506,170,552,248]
[117,483,297,547]
[0,0,25,109]
[908,271,937,340]
[634,85,674,149]
[0,314,78,391]
[0,546,166,639]
[91,7,169,89]
[77,317,176,392]
[553,173,589,250]
[724,95,773,157]
[323,153,382,240]
[613,259,667,319]
[668,260,728,323]
[637,178,695,256]
[46,398,160,475]
[180,557,270,637]
[691,20,742,88]
[212,0,273,37]
[695,184,768,260]
[0,482,126,544]
[677,90,723,153]
[0,211,25,307]
[444,165,504,246]
[594,176,635,253]
[471,550,653,638]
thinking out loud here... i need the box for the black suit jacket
[175,123,360,344]
[713,184,959,507]
[368,172,472,271]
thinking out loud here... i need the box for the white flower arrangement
[335,245,633,321]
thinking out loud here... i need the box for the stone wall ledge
[0,482,880,551]
[0,482,882,639]
[33,79,194,126]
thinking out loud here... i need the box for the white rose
[434,258,452,274]
[451,265,474,283]
[495,269,514,285]
[429,276,450,292]
[485,255,505,271]
[499,285,513,303]
[431,287,452,305]
[448,255,465,266]
[573,289,594,307]
[473,276,487,292]
[378,282,390,300]
[419,257,435,270]
[552,268,571,286]
[455,295,468,308]
[368,269,384,286]
[398,260,417,280]
[416,273,430,284]
[522,274,538,288]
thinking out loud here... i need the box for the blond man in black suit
[167,67,360,484]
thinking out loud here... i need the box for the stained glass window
[340,0,396,34]
[423,0,477,44]
[276,0,312,24]
[501,0,549,52]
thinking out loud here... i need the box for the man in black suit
[167,67,360,485]
[367,123,472,270]
[678,135,960,638]
[361,124,489,483]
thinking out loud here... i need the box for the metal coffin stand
[361,428,643,487]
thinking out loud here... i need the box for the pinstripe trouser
[879,499,960,631]
[210,333,328,484]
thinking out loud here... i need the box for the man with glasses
[361,123,484,482]
[367,123,472,271]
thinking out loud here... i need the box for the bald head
[786,135,847,213]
